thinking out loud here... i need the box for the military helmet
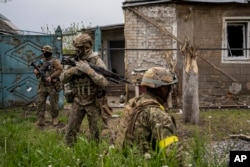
[42,45,53,53]
[141,67,178,88]
[73,33,93,48]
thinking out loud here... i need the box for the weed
[0,108,249,167]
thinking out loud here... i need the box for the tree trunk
[181,40,199,124]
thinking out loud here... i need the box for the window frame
[222,17,250,63]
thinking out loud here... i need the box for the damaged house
[120,0,250,108]
[0,13,19,35]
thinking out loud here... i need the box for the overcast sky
[0,0,125,33]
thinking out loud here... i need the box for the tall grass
[1,108,246,167]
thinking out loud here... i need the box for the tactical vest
[39,57,57,82]
[70,53,103,103]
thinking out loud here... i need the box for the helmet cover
[42,45,53,53]
[141,67,178,88]
[73,33,93,48]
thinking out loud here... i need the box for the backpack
[124,96,161,142]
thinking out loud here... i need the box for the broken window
[222,17,250,63]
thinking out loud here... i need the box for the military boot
[36,117,45,126]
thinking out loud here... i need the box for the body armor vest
[69,52,103,104]
[39,57,56,83]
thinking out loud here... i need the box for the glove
[75,60,94,75]
[60,67,79,83]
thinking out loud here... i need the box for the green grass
[174,109,250,141]
[1,107,249,167]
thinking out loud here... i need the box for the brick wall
[177,3,250,107]
[124,3,250,107]
[124,5,178,94]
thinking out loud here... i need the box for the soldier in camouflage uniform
[122,67,183,166]
[60,33,109,146]
[33,45,63,126]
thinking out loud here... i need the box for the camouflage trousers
[37,84,59,119]
[98,96,112,129]
[65,101,102,146]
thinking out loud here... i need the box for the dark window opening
[108,40,125,77]
[227,24,246,57]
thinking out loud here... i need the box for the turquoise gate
[0,27,64,109]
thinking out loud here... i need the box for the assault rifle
[61,56,131,84]
[30,61,47,82]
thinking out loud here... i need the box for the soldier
[33,45,63,126]
[122,67,183,166]
[60,33,109,146]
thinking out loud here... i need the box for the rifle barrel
[62,57,131,84]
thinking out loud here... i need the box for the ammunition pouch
[53,79,63,92]
[64,83,75,103]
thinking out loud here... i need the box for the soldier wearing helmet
[122,67,183,166]
[60,33,109,146]
[42,45,53,54]
[73,33,93,57]
[33,45,63,126]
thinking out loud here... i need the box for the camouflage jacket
[60,51,109,105]
[123,92,177,153]
[37,56,63,85]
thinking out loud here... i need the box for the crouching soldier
[122,67,184,166]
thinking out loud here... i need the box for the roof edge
[122,0,249,8]
[81,23,124,32]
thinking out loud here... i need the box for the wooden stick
[230,134,250,141]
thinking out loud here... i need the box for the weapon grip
[62,57,76,66]
[31,62,40,73]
